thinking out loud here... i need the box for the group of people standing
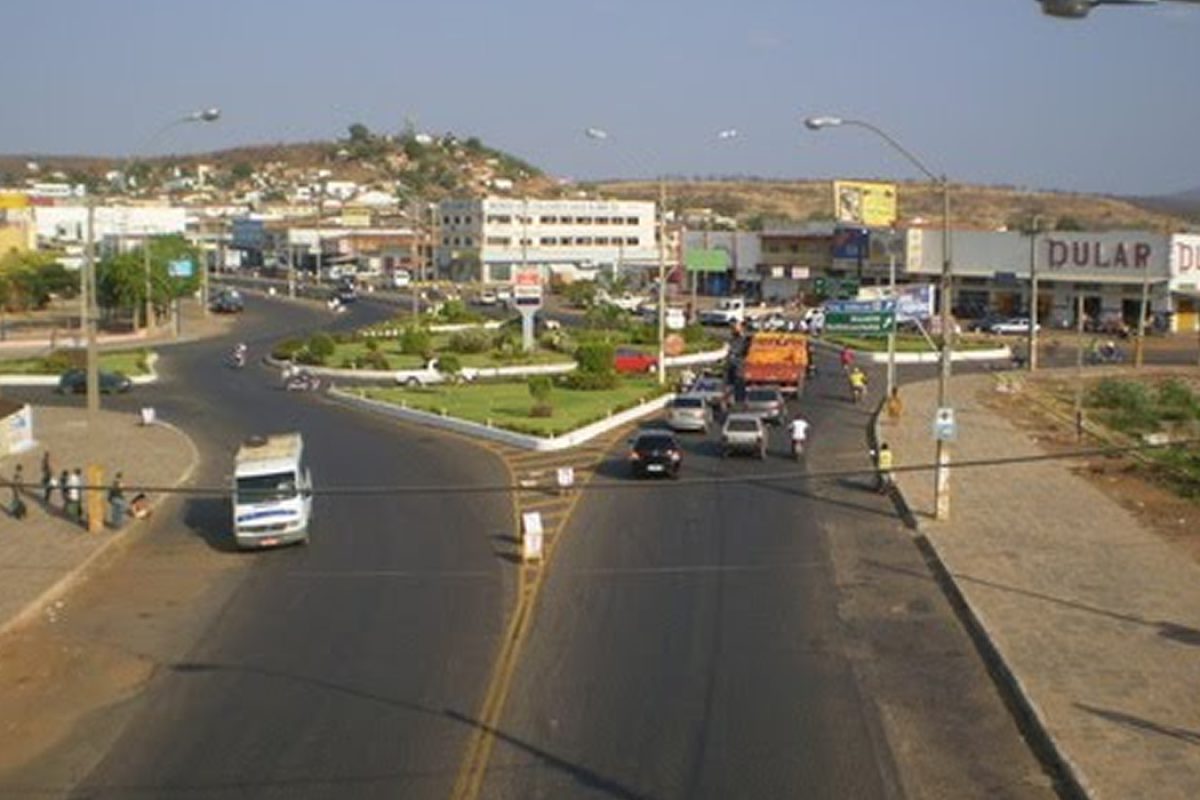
[4,452,130,529]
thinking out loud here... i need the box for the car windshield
[236,472,297,503]
[694,379,720,392]
[635,435,675,450]
[673,397,704,409]
[747,390,779,403]
[726,418,760,433]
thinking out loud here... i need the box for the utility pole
[409,199,420,319]
[143,231,154,331]
[885,227,898,399]
[656,180,667,386]
[1028,215,1041,372]
[1074,293,1085,441]
[1134,255,1151,368]
[85,200,100,422]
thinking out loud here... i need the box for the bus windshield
[236,472,298,503]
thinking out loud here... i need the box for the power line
[8,436,1196,500]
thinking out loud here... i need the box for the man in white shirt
[790,417,810,457]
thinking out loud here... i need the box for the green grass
[0,349,153,375]
[826,334,1002,353]
[358,378,668,437]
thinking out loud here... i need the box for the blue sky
[3,0,1198,195]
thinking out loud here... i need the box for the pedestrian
[58,468,70,508]
[65,468,83,523]
[40,452,53,502]
[886,387,903,423]
[8,464,27,520]
[874,442,894,494]
[108,472,127,529]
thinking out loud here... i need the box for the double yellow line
[449,440,607,800]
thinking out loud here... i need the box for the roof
[236,433,302,467]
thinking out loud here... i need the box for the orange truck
[743,332,809,394]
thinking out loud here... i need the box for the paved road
[471,353,1059,799]
[2,295,519,799]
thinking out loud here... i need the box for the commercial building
[904,228,1178,328]
[435,197,659,284]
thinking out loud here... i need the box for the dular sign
[833,181,897,227]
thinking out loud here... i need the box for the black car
[56,368,133,394]
[628,431,683,479]
[336,285,359,304]
[210,289,244,313]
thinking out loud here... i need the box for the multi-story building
[435,197,659,283]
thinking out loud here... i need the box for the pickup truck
[699,297,783,326]
[394,359,478,387]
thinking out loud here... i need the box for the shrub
[530,402,555,418]
[271,338,306,361]
[560,371,619,391]
[399,325,432,357]
[1089,378,1149,412]
[565,280,598,309]
[528,375,554,404]
[682,323,708,345]
[42,349,86,372]
[448,329,490,354]
[1157,379,1198,416]
[575,341,615,376]
[365,339,379,352]
[294,349,323,366]
[435,354,462,376]
[437,299,481,323]
[629,323,659,345]
[308,332,336,361]
[361,350,390,370]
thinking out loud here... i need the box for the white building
[904,228,1200,330]
[435,197,659,284]
[33,205,188,246]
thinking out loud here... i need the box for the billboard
[832,226,870,260]
[858,284,935,321]
[684,248,730,273]
[168,259,195,278]
[833,181,897,227]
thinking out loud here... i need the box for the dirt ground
[982,369,1200,566]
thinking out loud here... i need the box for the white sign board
[556,466,575,491]
[933,407,957,442]
[0,404,35,455]
[522,511,544,562]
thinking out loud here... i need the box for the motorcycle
[790,437,805,460]
[284,371,321,392]
[229,351,246,369]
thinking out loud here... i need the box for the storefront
[905,228,1174,328]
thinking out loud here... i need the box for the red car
[614,347,658,374]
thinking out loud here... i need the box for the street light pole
[805,115,954,520]
[1027,215,1042,371]
[585,126,668,385]
[121,108,221,331]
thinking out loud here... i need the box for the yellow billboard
[0,193,30,209]
[833,181,897,227]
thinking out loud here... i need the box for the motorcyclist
[789,416,810,457]
[840,346,855,372]
[848,367,868,403]
[232,342,247,367]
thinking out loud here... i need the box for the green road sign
[825,311,894,336]
[814,276,859,299]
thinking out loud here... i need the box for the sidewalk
[885,373,1200,800]
[0,406,198,638]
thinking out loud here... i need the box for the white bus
[233,433,313,549]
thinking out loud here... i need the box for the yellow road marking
[449,426,631,800]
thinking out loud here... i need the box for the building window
[541,216,557,224]
[486,215,513,225]
[541,237,557,246]
[464,216,472,225]
[577,217,591,225]
[595,237,610,246]
[464,237,474,246]
[443,217,451,226]
[442,237,450,246]
[595,217,609,225]
[626,237,639,246]
[486,236,511,246]
[626,217,639,225]
[560,216,574,225]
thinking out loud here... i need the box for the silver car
[741,386,788,425]
[721,413,767,459]
[666,393,711,433]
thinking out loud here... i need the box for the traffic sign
[825,311,894,336]
[933,407,957,442]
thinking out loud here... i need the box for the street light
[804,114,955,520]
[585,126,668,386]
[122,107,222,329]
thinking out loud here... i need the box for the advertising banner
[832,226,870,261]
[858,284,935,321]
[684,248,730,273]
[834,181,897,227]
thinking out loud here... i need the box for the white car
[600,292,644,312]
[394,359,478,387]
[390,270,412,289]
[988,317,1039,335]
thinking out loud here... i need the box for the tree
[1055,216,1084,231]
[0,251,72,311]
[348,123,371,143]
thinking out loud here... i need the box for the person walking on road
[848,367,868,404]
[8,464,27,520]
[65,468,83,524]
[840,346,855,373]
[874,442,894,494]
[108,472,127,529]
[58,468,70,509]
[40,452,53,503]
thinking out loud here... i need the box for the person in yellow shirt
[875,442,894,493]
[848,367,868,403]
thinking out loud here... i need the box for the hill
[1,128,1194,233]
